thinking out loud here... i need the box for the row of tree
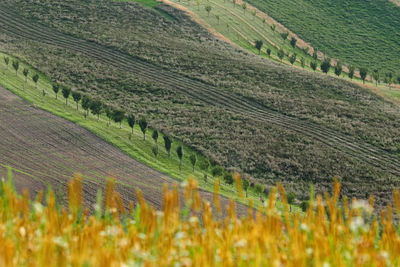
[4,56,280,202]
[251,44,400,86]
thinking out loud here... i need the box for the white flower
[189,216,199,223]
[19,227,26,237]
[53,236,68,248]
[235,239,247,248]
[33,202,43,214]
[175,231,185,240]
[351,199,373,213]
[156,211,164,217]
[350,216,364,232]
[300,223,309,232]
[180,180,188,188]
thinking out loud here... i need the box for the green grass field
[0,52,275,209]
[160,0,395,85]
[167,0,316,69]
[244,0,400,73]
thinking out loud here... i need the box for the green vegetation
[245,0,400,73]
[0,52,270,207]
[167,0,320,70]
[2,0,400,209]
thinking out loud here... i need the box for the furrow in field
[1,8,400,177]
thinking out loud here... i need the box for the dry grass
[0,172,400,266]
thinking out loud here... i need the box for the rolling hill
[0,85,248,213]
[1,0,400,208]
[244,0,400,73]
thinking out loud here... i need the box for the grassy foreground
[0,173,399,266]
[0,52,269,208]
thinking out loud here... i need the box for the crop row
[1,7,400,179]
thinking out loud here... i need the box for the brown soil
[0,86,248,215]
[389,0,400,7]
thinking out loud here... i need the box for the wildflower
[19,227,26,237]
[234,239,247,248]
[350,216,365,232]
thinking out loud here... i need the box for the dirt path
[389,0,400,7]
[0,87,248,214]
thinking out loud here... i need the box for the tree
[205,5,212,17]
[289,53,296,65]
[372,69,380,86]
[290,37,297,48]
[215,15,220,25]
[211,165,224,177]
[255,40,263,54]
[199,158,210,182]
[22,68,29,83]
[152,146,159,158]
[266,48,271,57]
[312,48,318,60]
[61,86,71,105]
[176,146,183,170]
[242,178,250,197]
[242,2,247,14]
[251,10,257,20]
[112,109,125,128]
[105,106,113,126]
[72,91,82,110]
[270,24,276,31]
[32,74,39,89]
[163,135,172,157]
[359,68,368,84]
[127,114,135,134]
[189,154,197,172]
[385,72,393,87]
[280,32,289,41]
[90,99,103,120]
[81,95,91,118]
[334,62,342,77]
[287,192,296,211]
[12,60,19,76]
[254,184,264,202]
[262,18,266,28]
[277,49,285,62]
[152,129,159,146]
[397,75,400,84]
[138,118,148,140]
[310,61,317,71]
[300,57,305,68]
[3,57,9,70]
[223,172,234,185]
[232,0,236,7]
[321,58,331,74]
[52,84,60,99]
[348,65,355,80]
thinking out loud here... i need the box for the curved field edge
[0,52,275,209]
[159,0,374,82]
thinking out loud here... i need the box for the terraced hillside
[0,86,247,213]
[1,0,400,207]
[245,0,400,73]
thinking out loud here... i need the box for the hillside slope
[1,0,400,207]
[0,86,246,213]
[245,0,400,73]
